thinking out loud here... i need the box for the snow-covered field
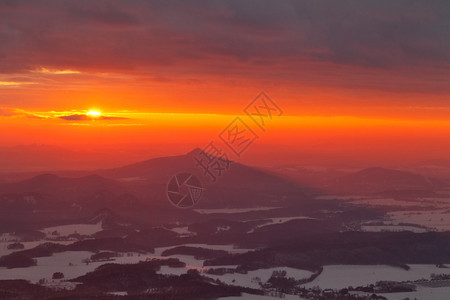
[2,241,450,299]
[220,286,450,300]
[0,240,73,257]
[321,193,450,232]
[0,242,255,285]
[219,293,302,299]
[319,194,450,210]
[0,251,154,283]
[151,244,252,275]
[383,286,450,300]
[315,195,370,201]
[266,217,316,224]
[148,245,313,289]
[205,267,313,289]
[41,222,103,237]
[0,251,95,283]
[194,207,282,214]
[348,197,425,208]
[419,197,450,206]
[360,224,427,233]
[351,286,450,300]
[0,242,311,291]
[248,216,316,233]
[388,210,450,231]
[303,264,450,290]
[154,244,253,255]
[168,226,196,237]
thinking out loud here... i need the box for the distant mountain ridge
[326,167,448,194]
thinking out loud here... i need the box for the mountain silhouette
[327,167,448,194]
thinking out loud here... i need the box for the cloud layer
[0,1,449,100]
[58,114,128,121]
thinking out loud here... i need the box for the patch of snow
[0,251,95,283]
[108,291,128,296]
[388,210,450,231]
[303,264,450,290]
[0,251,153,283]
[169,226,196,237]
[194,207,283,214]
[383,286,450,300]
[154,244,252,256]
[248,217,316,233]
[218,293,301,299]
[205,267,313,289]
[315,195,370,201]
[0,240,73,257]
[0,243,251,285]
[360,224,428,233]
[216,226,231,233]
[41,222,103,237]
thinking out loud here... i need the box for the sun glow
[86,110,102,117]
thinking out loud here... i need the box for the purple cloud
[58,114,128,121]
[0,0,449,95]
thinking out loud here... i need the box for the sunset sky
[1,1,450,170]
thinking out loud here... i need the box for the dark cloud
[0,0,449,93]
[58,115,89,121]
[58,114,128,121]
[67,2,139,26]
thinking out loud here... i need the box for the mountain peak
[25,173,61,184]
[186,148,202,156]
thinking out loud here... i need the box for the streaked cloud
[0,1,448,93]
[34,67,81,75]
[0,107,46,118]
[0,81,36,87]
[58,114,129,121]
[0,108,129,121]
[0,0,449,112]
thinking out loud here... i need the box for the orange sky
[1,1,450,170]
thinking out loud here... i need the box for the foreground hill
[97,148,298,187]
[0,149,325,228]
[95,148,315,208]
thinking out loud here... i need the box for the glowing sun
[86,110,102,117]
